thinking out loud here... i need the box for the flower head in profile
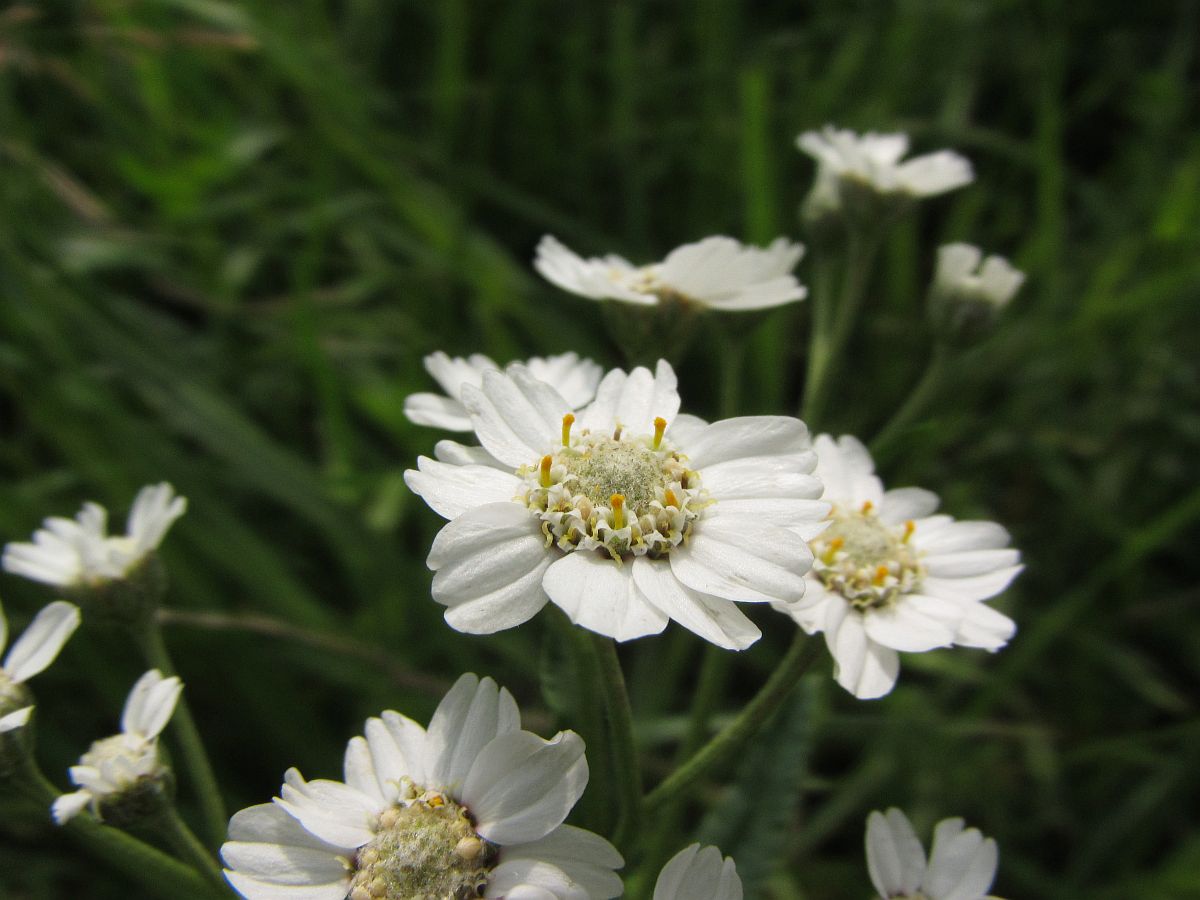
[654,843,742,900]
[222,673,623,900]
[3,483,186,590]
[781,435,1020,699]
[405,351,603,432]
[535,235,807,311]
[53,669,183,825]
[0,600,81,734]
[797,126,972,221]
[405,360,828,649]
[929,243,1025,343]
[866,808,1000,900]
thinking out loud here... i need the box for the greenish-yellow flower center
[810,504,923,610]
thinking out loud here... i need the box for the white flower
[934,244,1025,309]
[404,360,828,649]
[0,600,81,733]
[221,673,623,900]
[782,435,1021,699]
[866,808,1000,900]
[3,483,187,589]
[405,351,604,432]
[535,234,807,311]
[796,126,973,214]
[654,843,742,900]
[52,669,183,824]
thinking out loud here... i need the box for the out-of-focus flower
[405,360,827,649]
[405,351,603,432]
[0,600,80,734]
[781,435,1021,699]
[221,673,622,900]
[866,808,1000,900]
[929,243,1025,342]
[535,234,806,311]
[654,843,742,900]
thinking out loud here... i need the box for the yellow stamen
[426,794,445,808]
[902,520,916,543]
[561,413,575,447]
[539,454,553,488]
[653,416,667,449]
[861,500,874,514]
[664,488,679,509]
[873,565,890,586]
[610,494,626,530]
[613,424,623,441]
[822,536,844,564]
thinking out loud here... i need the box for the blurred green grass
[0,1,1198,897]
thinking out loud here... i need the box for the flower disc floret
[812,502,922,610]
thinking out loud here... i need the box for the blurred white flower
[781,435,1021,699]
[405,351,603,432]
[3,483,186,589]
[654,843,742,900]
[866,808,1000,900]
[52,669,183,824]
[535,234,807,311]
[0,600,81,733]
[405,360,828,649]
[222,673,622,900]
[934,243,1025,309]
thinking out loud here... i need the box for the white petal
[403,392,473,431]
[542,554,669,642]
[52,790,94,825]
[501,825,623,899]
[631,558,760,650]
[654,843,743,900]
[522,353,604,410]
[921,566,1023,603]
[3,601,81,683]
[878,488,941,524]
[358,712,427,797]
[221,804,350,889]
[923,550,1021,578]
[0,705,33,732]
[121,669,183,738]
[862,595,959,653]
[658,235,804,312]
[684,416,812,471]
[578,361,680,437]
[666,413,709,446]
[427,502,552,634]
[486,860,588,900]
[275,770,377,849]
[824,604,900,699]
[865,808,926,897]
[924,817,999,900]
[464,730,588,845]
[671,514,810,603]
[916,521,1011,553]
[953,603,1016,651]
[223,873,348,900]
[1,539,83,587]
[424,673,521,794]
[533,235,656,306]
[433,440,508,469]
[126,483,187,554]
[895,150,974,196]
[463,369,571,468]
[342,737,385,806]
[404,456,521,520]
[423,351,497,397]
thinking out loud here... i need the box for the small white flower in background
[929,244,1025,342]
[654,843,742,900]
[0,600,81,733]
[535,234,807,311]
[222,673,623,900]
[52,669,183,824]
[797,126,973,219]
[780,435,1021,699]
[405,351,604,432]
[405,360,828,649]
[2,483,186,589]
[866,808,1000,900]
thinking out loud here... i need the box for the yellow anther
[861,500,874,514]
[561,413,575,447]
[902,520,916,543]
[610,494,626,530]
[822,536,844,564]
[426,793,445,808]
[664,488,679,509]
[653,416,667,449]
[539,454,553,488]
[613,424,624,441]
[873,565,890,586]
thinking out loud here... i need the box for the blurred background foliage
[1,0,1198,897]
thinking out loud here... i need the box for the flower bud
[928,243,1025,344]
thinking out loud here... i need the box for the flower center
[810,502,923,610]
[348,787,497,900]
[80,733,161,786]
[520,415,706,562]
[0,671,32,718]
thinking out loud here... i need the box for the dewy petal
[653,843,743,900]
[405,456,522,521]
[427,502,552,634]
[120,669,183,739]
[671,513,810,604]
[631,557,760,651]
[923,817,999,900]
[275,769,378,849]
[463,368,571,468]
[501,824,623,900]
[424,673,521,794]
[3,601,81,683]
[824,604,900,700]
[485,860,588,900]
[578,361,680,437]
[865,808,927,897]
[0,705,34,733]
[221,803,350,892]
[542,554,669,642]
[403,392,473,431]
[465,730,588,845]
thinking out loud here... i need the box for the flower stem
[592,634,642,851]
[131,618,227,847]
[642,632,823,809]
[870,343,951,461]
[155,804,228,890]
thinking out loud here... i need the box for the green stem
[642,632,822,809]
[718,333,746,419]
[132,618,227,847]
[870,343,951,461]
[156,805,228,890]
[592,634,642,851]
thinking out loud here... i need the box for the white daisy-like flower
[221,673,623,900]
[52,669,183,824]
[654,843,742,900]
[933,244,1025,310]
[782,435,1021,699]
[534,234,807,311]
[3,483,187,589]
[796,126,973,216]
[866,808,1000,900]
[405,351,604,432]
[404,360,828,649]
[0,600,81,733]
